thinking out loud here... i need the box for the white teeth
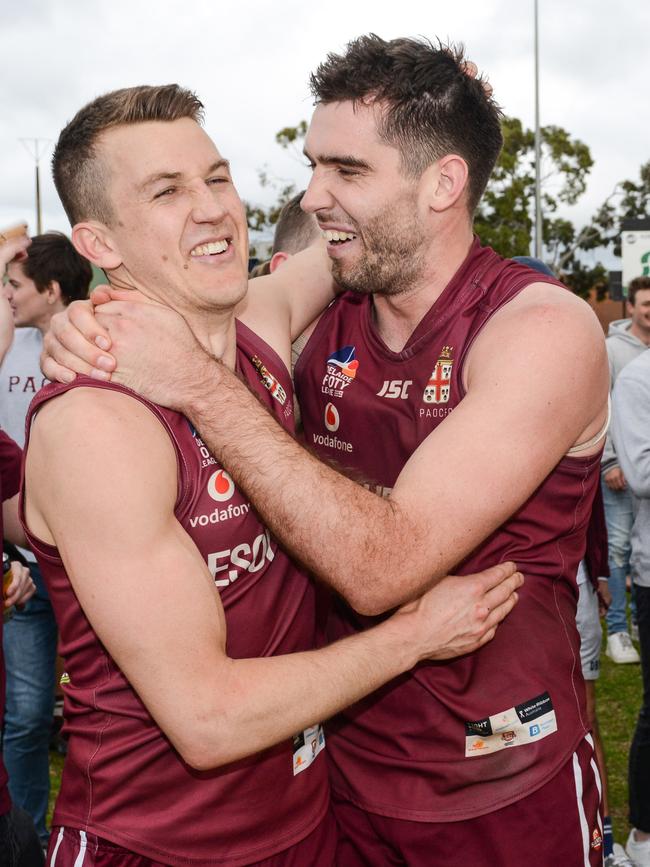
[323,230,356,243]
[190,239,229,257]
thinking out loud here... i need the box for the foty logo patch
[422,346,454,405]
[252,356,287,406]
[207,469,235,502]
[321,346,359,399]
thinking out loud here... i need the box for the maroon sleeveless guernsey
[294,239,600,822]
[21,321,329,865]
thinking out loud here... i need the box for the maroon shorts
[333,735,603,867]
[47,808,337,867]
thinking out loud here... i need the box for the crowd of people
[0,32,648,867]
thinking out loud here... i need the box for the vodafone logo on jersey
[324,402,340,432]
[207,469,235,502]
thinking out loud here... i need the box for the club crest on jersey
[252,356,287,406]
[321,345,359,399]
[422,346,454,405]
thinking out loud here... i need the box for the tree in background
[247,117,649,298]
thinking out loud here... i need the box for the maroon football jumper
[294,240,601,823]
[21,322,329,866]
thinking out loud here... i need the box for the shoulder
[475,281,604,360]
[30,383,176,465]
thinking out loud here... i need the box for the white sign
[622,229,650,292]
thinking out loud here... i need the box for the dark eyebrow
[303,149,371,171]
[139,159,231,193]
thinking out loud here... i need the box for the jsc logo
[207,469,235,502]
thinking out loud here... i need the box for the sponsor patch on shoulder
[464,692,557,757]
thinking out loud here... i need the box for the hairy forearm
[185,359,436,613]
[191,613,417,769]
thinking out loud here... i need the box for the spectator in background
[611,349,650,866]
[1,231,92,850]
[0,226,42,867]
[602,276,650,664]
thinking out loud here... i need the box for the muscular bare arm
[24,386,521,769]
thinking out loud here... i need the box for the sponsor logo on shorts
[529,724,540,737]
[321,346,359,399]
[591,828,603,851]
[207,469,235,502]
[324,402,340,432]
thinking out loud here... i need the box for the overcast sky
[1,0,648,262]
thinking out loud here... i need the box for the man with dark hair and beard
[45,36,608,867]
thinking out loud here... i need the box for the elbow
[177,731,240,772]
[340,576,408,617]
[172,706,239,771]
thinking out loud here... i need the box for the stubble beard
[331,210,427,298]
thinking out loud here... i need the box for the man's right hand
[604,466,626,491]
[394,561,523,662]
[41,296,116,383]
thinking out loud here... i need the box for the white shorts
[576,580,602,681]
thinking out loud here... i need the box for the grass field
[46,641,644,845]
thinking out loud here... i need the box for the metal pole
[35,161,42,234]
[19,138,50,235]
[534,0,543,258]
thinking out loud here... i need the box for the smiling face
[93,118,249,320]
[302,101,431,297]
[628,288,650,339]
[4,261,54,331]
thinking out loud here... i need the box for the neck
[107,272,240,370]
[185,309,238,370]
[372,221,474,352]
[629,322,650,346]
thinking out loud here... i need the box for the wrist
[377,609,423,672]
[184,352,225,424]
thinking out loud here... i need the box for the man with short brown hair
[26,83,520,866]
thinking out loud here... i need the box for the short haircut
[52,84,205,226]
[310,34,503,213]
[22,232,93,305]
[628,276,650,306]
[272,192,320,256]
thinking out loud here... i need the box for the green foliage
[475,115,649,297]
[243,121,308,256]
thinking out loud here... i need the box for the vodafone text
[190,502,251,527]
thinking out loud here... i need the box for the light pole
[534,0,543,259]
[19,138,50,235]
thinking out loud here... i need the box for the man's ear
[421,155,469,213]
[44,280,62,305]
[269,251,290,274]
[71,221,122,270]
